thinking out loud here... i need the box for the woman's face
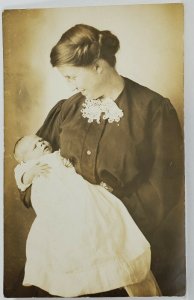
[57,63,106,100]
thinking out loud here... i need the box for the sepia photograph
[3,3,186,298]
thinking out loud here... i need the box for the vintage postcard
[2,3,186,298]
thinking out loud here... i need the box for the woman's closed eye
[64,75,76,81]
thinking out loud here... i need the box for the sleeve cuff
[14,161,33,191]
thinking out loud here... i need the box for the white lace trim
[81,97,124,124]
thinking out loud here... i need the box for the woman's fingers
[63,158,73,168]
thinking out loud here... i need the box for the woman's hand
[22,163,51,186]
[63,159,73,168]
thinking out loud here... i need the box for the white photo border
[0,1,193,299]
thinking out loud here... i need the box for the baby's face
[19,135,52,162]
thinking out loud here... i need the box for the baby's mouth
[43,145,52,153]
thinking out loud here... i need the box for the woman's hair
[50,24,120,67]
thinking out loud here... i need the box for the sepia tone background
[3,4,184,296]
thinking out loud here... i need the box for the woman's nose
[72,87,79,92]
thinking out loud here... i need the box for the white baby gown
[15,151,151,297]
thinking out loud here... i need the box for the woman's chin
[83,92,101,100]
[80,90,87,96]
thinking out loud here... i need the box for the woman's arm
[119,99,184,239]
[16,161,51,207]
[36,99,65,150]
[19,186,32,208]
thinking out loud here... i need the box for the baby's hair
[13,136,25,163]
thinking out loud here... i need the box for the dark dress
[21,77,185,296]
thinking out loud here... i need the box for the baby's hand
[22,163,51,185]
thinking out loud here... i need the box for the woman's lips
[81,89,86,95]
[72,88,87,97]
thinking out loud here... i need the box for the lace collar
[80,97,124,124]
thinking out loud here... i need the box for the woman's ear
[94,62,103,74]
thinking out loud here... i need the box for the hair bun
[100,30,120,55]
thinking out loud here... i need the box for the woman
[20,24,184,296]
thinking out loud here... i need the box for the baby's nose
[38,141,45,147]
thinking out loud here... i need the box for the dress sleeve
[36,99,65,151]
[15,162,34,208]
[14,161,34,191]
[20,99,66,208]
[120,99,184,238]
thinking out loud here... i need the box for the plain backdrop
[2,2,185,297]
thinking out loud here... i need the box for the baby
[14,135,55,189]
[14,135,161,297]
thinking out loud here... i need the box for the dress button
[86,150,91,155]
